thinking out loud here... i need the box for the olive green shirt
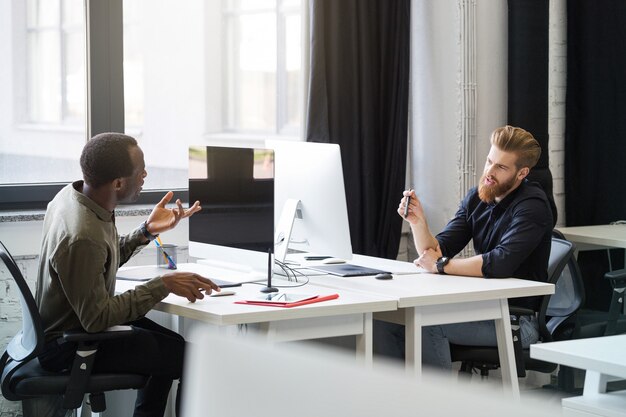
[36,181,169,341]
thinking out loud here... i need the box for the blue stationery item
[154,239,177,269]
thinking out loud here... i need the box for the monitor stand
[274,198,301,265]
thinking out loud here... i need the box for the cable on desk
[245,260,310,288]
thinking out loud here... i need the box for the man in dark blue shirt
[374,125,553,369]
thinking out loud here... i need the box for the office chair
[450,234,583,379]
[0,241,148,417]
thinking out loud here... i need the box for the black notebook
[308,263,390,277]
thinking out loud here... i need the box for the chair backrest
[534,237,578,342]
[0,241,45,363]
[540,236,585,338]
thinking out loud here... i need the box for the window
[123,0,305,191]
[26,0,86,125]
[0,0,86,191]
[223,0,303,134]
[0,0,306,208]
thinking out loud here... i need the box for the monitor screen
[188,146,274,276]
[266,140,352,262]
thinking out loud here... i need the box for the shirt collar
[71,180,115,222]
[493,179,526,213]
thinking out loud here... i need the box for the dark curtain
[507,0,556,225]
[306,0,410,258]
[565,0,626,309]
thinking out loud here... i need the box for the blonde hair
[490,125,541,169]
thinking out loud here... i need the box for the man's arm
[119,191,202,265]
[415,248,483,277]
[398,190,439,255]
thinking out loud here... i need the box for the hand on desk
[414,247,442,273]
[145,191,202,235]
[161,272,221,302]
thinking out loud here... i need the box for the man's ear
[113,178,124,191]
[518,167,530,180]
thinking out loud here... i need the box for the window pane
[284,13,301,131]
[64,31,86,121]
[62,0,83,26]
[0,1,85,186]
[229,13,277,131]
[27,0,60,28]
[27,30,61,123]
[122,0,302,191]
[123,0,208,190]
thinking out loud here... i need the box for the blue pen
[154,239,177,269]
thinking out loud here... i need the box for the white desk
[115,278,397,365]
[307,260,554,399]
[531,334,626,416]
[558,224,626,251]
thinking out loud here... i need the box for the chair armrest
[62,325,136,343]
[605,269,626,288]
[509,307,535,317]
[61,325,136,409]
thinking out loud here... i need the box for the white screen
[267,140,352,261]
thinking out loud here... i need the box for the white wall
[410,0,508,235]
[410,0,566,234]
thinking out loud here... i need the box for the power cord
[246,260,310,288]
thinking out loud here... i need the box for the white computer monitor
[266,140,353,262]
[188,145,274,279]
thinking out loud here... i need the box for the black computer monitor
[188,145,274,278]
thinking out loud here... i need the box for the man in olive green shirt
[36,133,218,417]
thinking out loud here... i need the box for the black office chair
[450,234,584,378]
[0,241,148,417]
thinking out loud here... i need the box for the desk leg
[583,370,610,395]
[405,307,422,379]
[356,312,373,368]
[494,299,520,400]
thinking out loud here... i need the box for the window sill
[0,205,153,223]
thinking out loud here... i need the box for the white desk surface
[115,278,397,326]
[531,334,626,379]
[306,258,554,399]
[308,272,554,308]
[557,224,626,249]
[531,335,626,417]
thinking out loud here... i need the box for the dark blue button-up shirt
[435,180,553,309]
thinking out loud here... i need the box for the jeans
[39,317,185,417]
[373,315,539,370]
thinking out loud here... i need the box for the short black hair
[80,133,138,188]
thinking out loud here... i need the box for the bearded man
[373,125,553,369]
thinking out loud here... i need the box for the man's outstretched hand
[146,191,201,235]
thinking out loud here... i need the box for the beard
[478,173,517,204]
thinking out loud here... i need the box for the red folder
[235,293,339,308]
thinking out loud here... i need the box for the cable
[245,260,311,288]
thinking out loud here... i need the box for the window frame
[0,0,307,211]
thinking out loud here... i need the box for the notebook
[307,263,390,277]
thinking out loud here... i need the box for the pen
[404,189,412,218]
[154,238,177,269]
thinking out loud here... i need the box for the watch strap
[140,221,159,241]
[436,256,449,275]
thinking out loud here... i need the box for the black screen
[189,146,274,253]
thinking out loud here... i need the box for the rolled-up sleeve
[481,198,550,278]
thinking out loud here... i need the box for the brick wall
[549,0,567,227]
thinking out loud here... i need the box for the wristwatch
[436,256,450,274]
[139,221,159,241]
